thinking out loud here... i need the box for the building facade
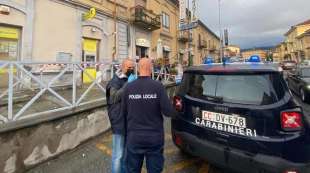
[0,0,135,63]
[0,0,219,67]
[224,45,241,57]
[131,0,179,64]
[191,20,220,65]
[241,49,267,61]
[297,29,310,59]
[282,19,310,62]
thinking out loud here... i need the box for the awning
[163,45,171,52]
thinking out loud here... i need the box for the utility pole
[187,0,191,66]
[218,0,223,63]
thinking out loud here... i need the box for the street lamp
[218,0,223,63]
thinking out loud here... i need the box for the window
[0,40,19,61]
[181,73,285,105]
[162,12,170,29]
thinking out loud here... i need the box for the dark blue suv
[171,63,310,173]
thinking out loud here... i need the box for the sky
[195,0,310,49]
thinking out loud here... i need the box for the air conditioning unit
[0,6,10,15]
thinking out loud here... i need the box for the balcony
[209,46,217,52]
[178,31,192,42]
[131,6,161,31]
[198,40,207,49]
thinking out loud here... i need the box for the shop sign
[179,0,186,23]
[179,21,198,31]
[83,39,97,52]
[0,26,19,39]
[136,38,150,47]
[163,45,171,52]
[83,8,96,21]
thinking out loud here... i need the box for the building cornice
[197,20,220,41]
[0,0,27,14]
[57,0,129,23]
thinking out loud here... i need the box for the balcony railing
[178,31,192,42]
[199,40,207,49]
[209,46,217,52]
[131,6,161,31]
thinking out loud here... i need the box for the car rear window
[301,68,310,77]
[180,73,286,105]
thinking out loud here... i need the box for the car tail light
[284,171,299,173]
[173,96,183,112]
[281,111,303,131]
[174,134,182,146]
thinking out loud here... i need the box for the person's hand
[128,74,137,83]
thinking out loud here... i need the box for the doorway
[82,38,99,83]
[136,46,148,59]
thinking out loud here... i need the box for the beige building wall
[296,25,310,36]
[225,45,241,57]
[32,0,79,61]
[284,21,310,62]
[191,21,220,65]
[1,0,132,62]
[149,0,178,63]
[76,0,131,20]
[298,34,310,59]
[0,7,26,27]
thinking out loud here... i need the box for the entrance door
[136,46,148,59]
[0,26,20,88]
[82,38,99,83]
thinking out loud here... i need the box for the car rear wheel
[300,88,309,102]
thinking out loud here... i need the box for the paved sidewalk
[26,119,226,173]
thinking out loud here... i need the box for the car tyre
[300,88,309,102]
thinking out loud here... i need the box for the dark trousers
[125,144,164,173]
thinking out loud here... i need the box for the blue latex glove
[128,74,137,83]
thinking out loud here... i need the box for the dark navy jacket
[121,77,176,146]
[106,74,127,134]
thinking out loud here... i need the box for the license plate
[202,111,247,128]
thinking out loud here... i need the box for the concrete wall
[0,84,177,173]
[0,107,110,173]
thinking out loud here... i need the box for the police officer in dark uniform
[120,58,176,173]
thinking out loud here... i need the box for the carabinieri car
[171,63,310,173]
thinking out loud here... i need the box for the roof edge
[197,20,220,41]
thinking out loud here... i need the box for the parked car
[282,60,297,70]
[287,66,310,102]
[171,63,310,173]
[300,60,310,66]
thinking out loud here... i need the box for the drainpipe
[113,0,117,61]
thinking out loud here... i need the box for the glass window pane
[181,73,283,105]
[0,40,18,61]
[216,75,278,105]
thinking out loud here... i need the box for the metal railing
[0,61,177,125]
[131,5,161,30]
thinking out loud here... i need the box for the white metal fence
[0,61,177,124]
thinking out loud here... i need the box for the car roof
[298,65,310,69]
[185,63,281,74]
